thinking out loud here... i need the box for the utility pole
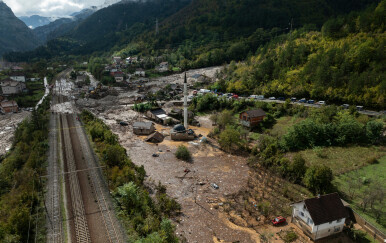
[155,18,159,35]
[290,18,294,39]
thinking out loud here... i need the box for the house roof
[133,122,153,129]
[114,73,125,77]
[150,108,166,116]
[145,131,164,143]
[304,193,348,225]
[244,108,266,118]
[9,72,25,77]
[0,100,18,108]
[1,80,23,87]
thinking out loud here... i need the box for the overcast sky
[3,0,106,17]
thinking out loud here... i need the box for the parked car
[308,100,315,104]
[152,153,159,157]
[317,101,326,105]
[299,98,307,103]
[356,105,364,111]
[290,97,297,102]
[211,183,219,189]
[193,90,198,95]
[269,97,276,100]
[119,121,129,126]
[257,95,265,100]
[232,94,239,99]
[341,104,350,109]
[272,216,286,226]
[278,97,285,101]
[249,95,259,99]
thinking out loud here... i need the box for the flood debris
[145,131,164,143]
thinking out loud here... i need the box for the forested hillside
[213,1,385,108]
[5,0,377,62]
[116,0,378,68]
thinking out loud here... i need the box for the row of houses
[0,79,27,95]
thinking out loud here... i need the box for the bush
[219,126,243,153]
[283,231,298,243]
[366,157,379,164]
[175,145,191,161]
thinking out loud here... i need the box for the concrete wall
[350,208,385,242]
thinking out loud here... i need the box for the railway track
[46,97,64,243]
[51,75,125,242]
[73,116,124,243]
[60,113,91,242]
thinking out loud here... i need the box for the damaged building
[133,122,155,135]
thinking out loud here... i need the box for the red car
[272,216,286,226]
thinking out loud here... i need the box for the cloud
[3,0,106,17]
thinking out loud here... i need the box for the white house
[134,69,146,77]
[126,56,138,64]
[291,193,348,241]
[0,80,27,95]
[9,73,26,82]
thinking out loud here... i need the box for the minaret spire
[183,72,188,130]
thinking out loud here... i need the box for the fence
[349,208,385,242]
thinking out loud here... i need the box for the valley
[0,0,384,242]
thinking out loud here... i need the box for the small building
[126,56,138,64]
[114,72,125,82]
[134,69,145,77]
[112,56,122,64]
[76,75,87,86]
[239,108,266,128]
[133,122,155,135]
[0,100,18,113]
[170,124,195,141]
[157,62,169,72]
[0,80,26,95]
[146,108,176,125]
[9,73,26,82]
[291,193,348,241]
[145,131,164,143]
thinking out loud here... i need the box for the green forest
[213,1,385,108]
[0,98,51,242]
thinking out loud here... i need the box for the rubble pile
[0,111,30,156]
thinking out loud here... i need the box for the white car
[317,101,326,105]
[269,97,276,100]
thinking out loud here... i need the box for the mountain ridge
[0,1,40,57]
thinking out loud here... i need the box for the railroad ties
[46,110,64,243]
[60,113,91,243]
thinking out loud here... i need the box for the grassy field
[334,156,386,234]
[267,116,305,137]
[289,146,386,175]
